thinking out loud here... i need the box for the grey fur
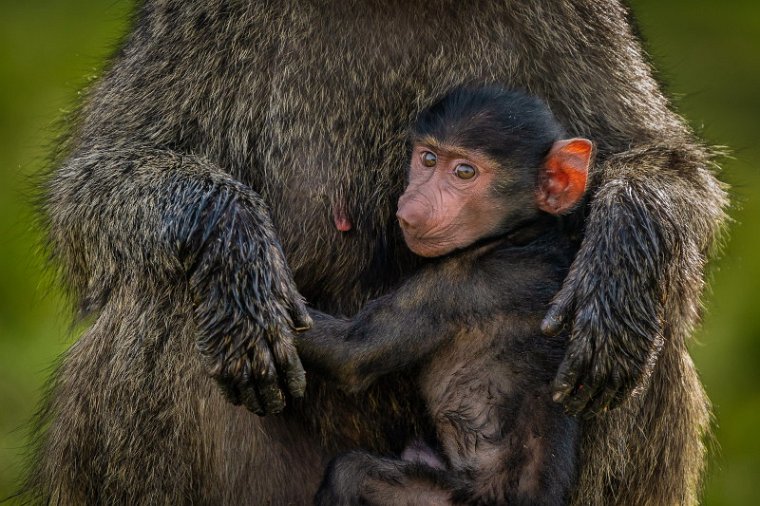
[21,1,727,505]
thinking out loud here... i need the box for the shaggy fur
[21,1,727,505]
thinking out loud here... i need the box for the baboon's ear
[536,138,593,215]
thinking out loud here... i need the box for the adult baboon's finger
[604,370,630,411]
[565,377,600,416]
[271,328,307,398]
[237,362,263,414]
[240,387,264,416]
[218,373,242,407]
[586,382,619,418]
[272,326,306,397]
[275,273,313,332]
[287,299,313,332]
[252,340,286,414]
[542,269,578,336]
[551,352,583,403]
[542,302,570,336]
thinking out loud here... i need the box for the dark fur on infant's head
[412,87,565,170]
[398,87,593,258]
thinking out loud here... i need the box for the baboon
[297,86,590,505]
[22,1,727,505]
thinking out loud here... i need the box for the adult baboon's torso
[252,2,524,314]
[26,1,717,504]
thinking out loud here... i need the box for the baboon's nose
[397,192,433,232]
[396,206,420,231]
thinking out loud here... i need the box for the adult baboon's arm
[508,1,729,414]
[43,145,311,415]
[40,3,310,415]
[544,145,727,415]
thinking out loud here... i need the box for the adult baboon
[23,1,727,505]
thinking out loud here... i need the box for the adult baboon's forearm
[594,145,730,333]
[549,143,729,414]
[42,146,280,317]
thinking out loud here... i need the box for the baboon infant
[296,87,593,505]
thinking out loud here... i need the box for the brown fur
[22,1,727,505]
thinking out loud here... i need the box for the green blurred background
[0,1,757,503]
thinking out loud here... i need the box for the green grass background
[0,1,758,503]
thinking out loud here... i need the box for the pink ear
[536,138,592,215]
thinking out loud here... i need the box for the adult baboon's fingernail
[541,313,564,335]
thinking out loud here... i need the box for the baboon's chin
[403,237,455,258]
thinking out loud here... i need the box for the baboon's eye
[454,163,476,179]
[421,151,437,167]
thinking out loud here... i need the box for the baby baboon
[298,87,590,505]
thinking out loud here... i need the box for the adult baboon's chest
[261,3,519,224]
[256,2,520,308]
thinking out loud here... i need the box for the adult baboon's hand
[541,181,667,417]
[187,186,312,415]
[542,263,664,417]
